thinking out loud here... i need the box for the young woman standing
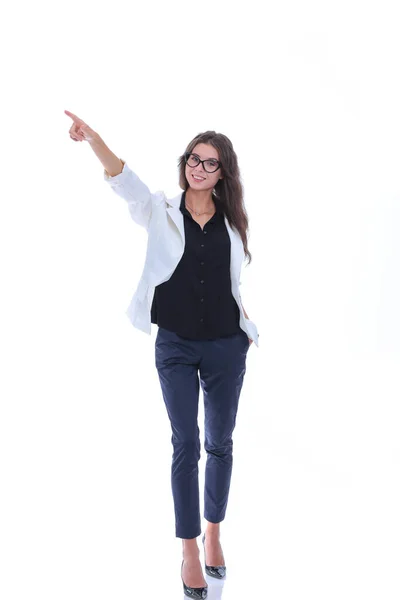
[65,110,259,599]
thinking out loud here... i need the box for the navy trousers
[155,326,250,539]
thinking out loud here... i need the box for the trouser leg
[199,330,249,524]
[155,328,202,539]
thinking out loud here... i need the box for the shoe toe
[182,583,208,599]
[205,564,226,579]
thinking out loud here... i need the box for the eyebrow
[191,152,219,161]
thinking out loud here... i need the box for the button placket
[198,223,208,327]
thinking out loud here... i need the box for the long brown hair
[178,131,252,264]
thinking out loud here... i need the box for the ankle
[182,539,200,558]
[205,523,221,540]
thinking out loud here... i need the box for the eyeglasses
[184,153,221,173]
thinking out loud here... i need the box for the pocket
[155,326,175,347]
[156,326,167,345]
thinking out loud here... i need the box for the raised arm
[65,109,123,176]
[65,110,156,230]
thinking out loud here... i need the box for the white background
[1,0,399,598]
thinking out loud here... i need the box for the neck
[185,188,215,213]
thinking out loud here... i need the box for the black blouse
[151,190,242,340]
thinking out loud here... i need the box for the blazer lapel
[166,193,185,242]
[225,216,244,285]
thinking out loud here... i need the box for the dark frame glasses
[184,153,221,173]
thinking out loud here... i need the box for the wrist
[89,132,103,147]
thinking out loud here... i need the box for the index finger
[64,110,85,125]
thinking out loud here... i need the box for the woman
[65,110,259,599]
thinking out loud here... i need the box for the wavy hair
[178,131,252,264]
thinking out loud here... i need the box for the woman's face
[185,143,223,191]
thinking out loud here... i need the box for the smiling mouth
[192,174,205,181]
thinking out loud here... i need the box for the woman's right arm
[89,134,124,177]
[65,110,156,230]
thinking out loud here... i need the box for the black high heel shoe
[181,559,208,599]
[202,534,227,579]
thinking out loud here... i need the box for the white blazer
[104,160,259,347]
